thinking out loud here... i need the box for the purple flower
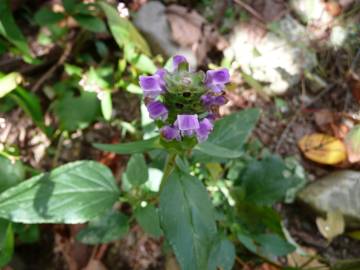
[196,118,213,142]
[205,68,230,93]
[209,84,225,93]
[137,55,229,145]
[173,55,187,71]
[156,69,166,82]
[206,68,230,84]
[161,125,181,141]
[206,113,216,122]
[201,94,227,107]
[201,94,212,107]
[146,101,168,120]
[176,114,200,131]
[139,74,164,98]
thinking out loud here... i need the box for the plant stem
[159,153,177,192]
[52,131,65,167]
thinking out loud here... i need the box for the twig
[232,0,266,23]
[299,254,322,269]
[94,244,108,260]
[275,84,335,153]
[349,48,360,80]
[31,41,73,92]
[275,111,301,154]
[235,256,247,268]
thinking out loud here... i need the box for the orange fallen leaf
[298,133,347,165]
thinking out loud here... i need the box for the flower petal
[196,118,213,142]
[139,75,163,97]
[177,114,200,131]
[156,68,167,81]
[173,55,187,71]
[206,68,230,85]
[146,101,168,120]
[161,125,180,141]
[209,84,225,93]
[201,94,227,107]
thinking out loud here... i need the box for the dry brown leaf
[349,77,360,104]
[251,0,287,22]
[165,5,226,64]
[84,259,108,270]
[298,133,347,165]
[287,248,329,269]
[314,109,334,131]
[54,224,92,270]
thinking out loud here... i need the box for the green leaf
[124,154,148,186]
[0,72,23,98]
[194,141,242,159]
[241,156,295,206]
[0,1,31,57]
[99,2,151,55]
[124,45,156,73]
[131,54,157,74]
[63,0,78,13]
[0,219,14,267]
[0,161,120,223]
[135,204,162,237]
[13,224,39,243]
[160,170,217,270]
[208,238,235,270]
[254,234,295,257]
[237,233,257,253]
[0,155,25,193]
[54,91,100,131]
[193,108,260,161]
[9,87,42,122]
[74,14,106,33]
[235,203,283,236]
[76,211,128,244]
[34,7,65,26]
[9,87,50,136]
[125,83,142,95]
[208,108,260,149]
[94,137,162,154]
[95,41,108,58]
[100,91,112,121]
[238,232,295,257]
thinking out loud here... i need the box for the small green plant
[0,55,299,269]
